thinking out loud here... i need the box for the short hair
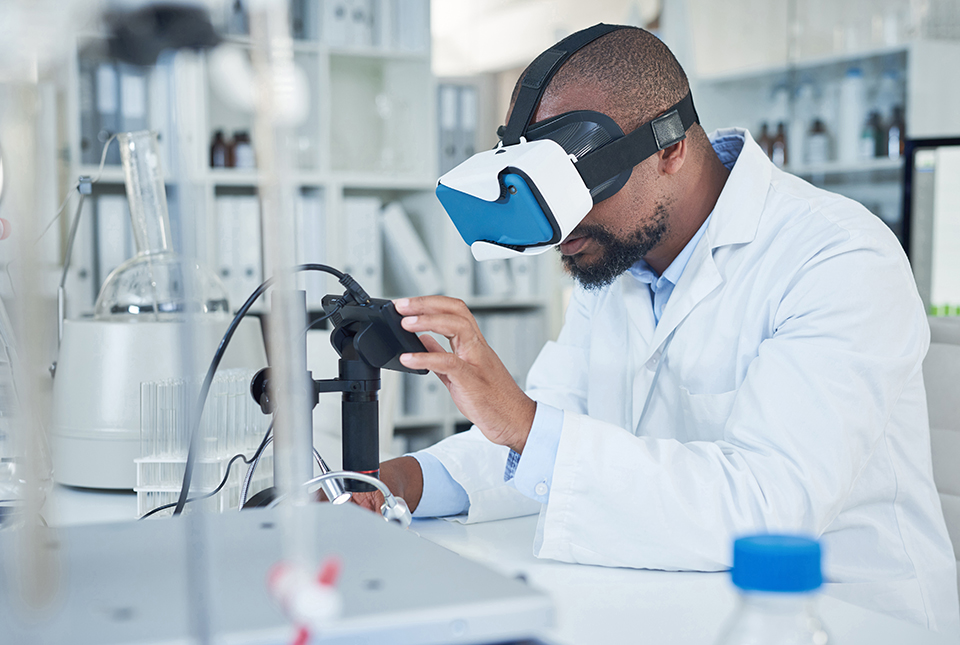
[513,26,690,135]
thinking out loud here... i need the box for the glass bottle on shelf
[771,122,787,168]
[233,130,255,169]
[757,123,772,159]
[859,111,883,160]
[887,106,904,159]
[210,129,228,168]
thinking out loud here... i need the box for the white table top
[44,484,954,645]
[409,514,954,645]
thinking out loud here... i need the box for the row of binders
[77,57,174,167]
[438,83,479,175]
[398,310,546,421]
[64,191,546,320]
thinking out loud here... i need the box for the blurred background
[1,0,958,510]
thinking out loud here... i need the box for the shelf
[464,296,549,310]
[78,166,126,183]
[394,415,446,429]
[219,34,323,55]
[334,172,437,191]
[698,43,910,83]
[786,157,903,177]
[328,46,430,62]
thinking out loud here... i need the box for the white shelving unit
[54,1,560,455]
[694,39,960,247]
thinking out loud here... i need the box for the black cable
[172,264,358,516]
[141,422,274,520]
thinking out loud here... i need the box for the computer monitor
[903,137,960,316]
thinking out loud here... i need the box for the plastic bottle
[887,106,904,159]
[807,118,830,165]
[715,535,830,645]
[233,130,255,168]
[789,82,816,169]
[837,67,865,164]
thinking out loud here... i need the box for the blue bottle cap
[731,535,822,593]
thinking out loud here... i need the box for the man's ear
[658,138,687,176]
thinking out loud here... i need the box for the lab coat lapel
[645,239,722,361]
[630,241,721,434]
[645,128,771,358]
[629,129,771,434]
[622,276,656,431]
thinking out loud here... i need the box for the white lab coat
[422,129,959,634]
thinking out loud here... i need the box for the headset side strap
[574,92,700,190]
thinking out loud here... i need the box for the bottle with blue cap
[715,534,830,645]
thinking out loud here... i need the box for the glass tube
[117,130,172,256]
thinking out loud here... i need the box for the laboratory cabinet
[693,39,960,248]
[53,0,557,475]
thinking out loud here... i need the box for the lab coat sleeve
[534,227,929,571]
[416,286,594,524]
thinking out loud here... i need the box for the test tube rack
[136,369,272,517]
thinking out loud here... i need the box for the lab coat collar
[704,128,770,250]
[632,128,771,373]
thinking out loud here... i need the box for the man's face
[530,85,671,289]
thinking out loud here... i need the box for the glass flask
[94,130,229,319]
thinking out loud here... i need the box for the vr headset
[436,23,699,261]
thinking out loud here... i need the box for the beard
[559,204,669,290]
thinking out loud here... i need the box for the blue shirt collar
[627,131,740,287]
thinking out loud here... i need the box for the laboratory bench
[25,484,955,645]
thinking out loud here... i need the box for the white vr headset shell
[437,138,595,261]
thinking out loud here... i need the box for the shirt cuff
[409,451,470,518]
[504,402,563,504]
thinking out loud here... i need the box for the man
[357,26,959,633]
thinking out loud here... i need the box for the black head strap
[575,92,699,190]
[500,23,626,146]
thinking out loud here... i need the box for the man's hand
[347,455,424,515]
[394,296,537,454]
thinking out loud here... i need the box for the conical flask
[94,130,228,319]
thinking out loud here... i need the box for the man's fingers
[401,312,478,343]
[419,334,448,354]
[394,296,471,318]
[400,349,467,376]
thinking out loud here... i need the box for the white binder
[322,0,351,47]
[509,255,538,299]
[235,195,263,311]
[474,259,514,298]
[95,63,120,164]
[401,191,474,300]
[294,191,327,308]
[65,196,97,316]
[342,196,383,297]
[95,194,133,289]
[348,0,374,48]
[438,84,460,174]
[119,65,148,134]
[381,202,443,297]
[215,195,238,310]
